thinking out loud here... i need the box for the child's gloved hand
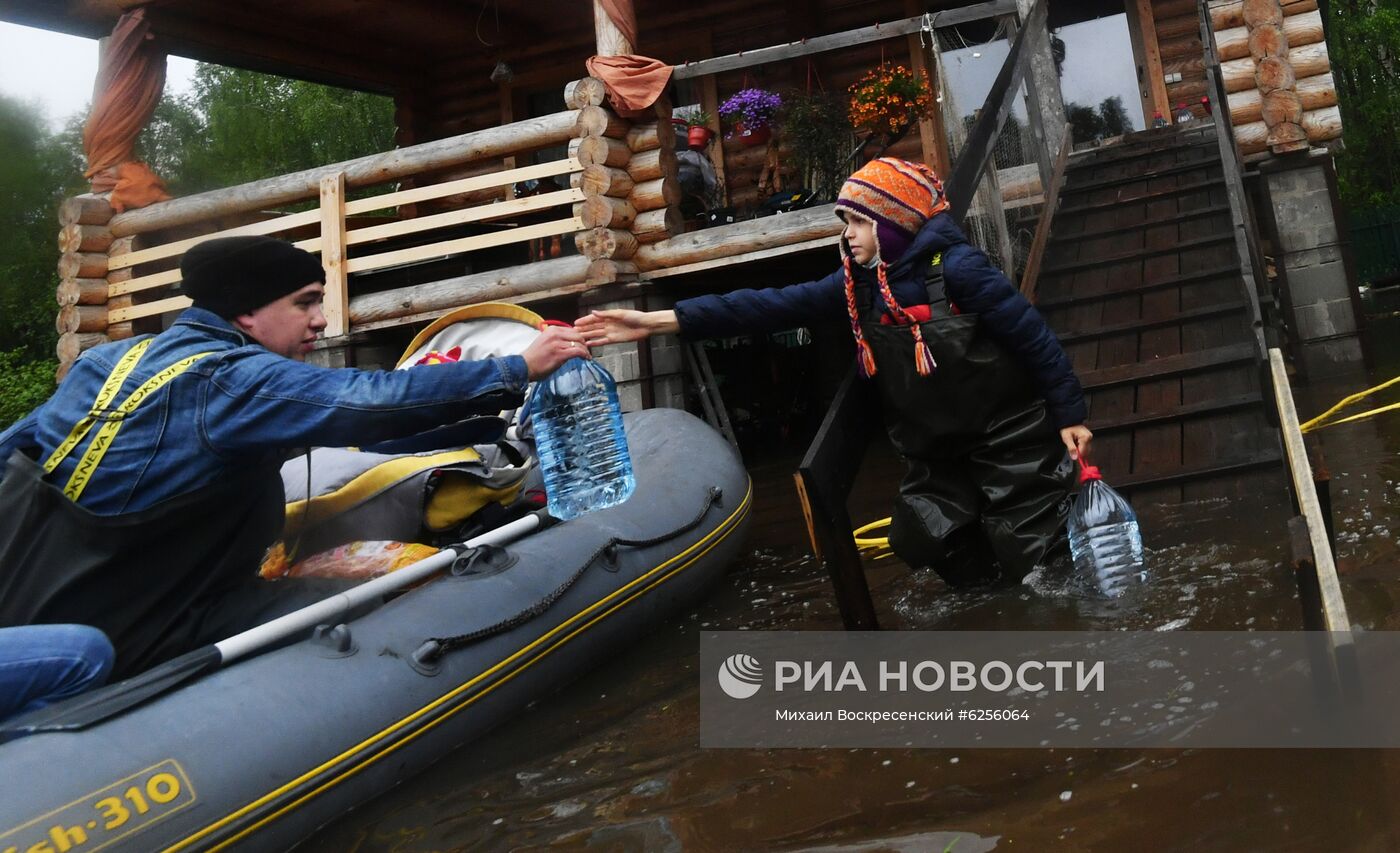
[1060,425,1093,461]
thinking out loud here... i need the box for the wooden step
[1048,204,1232,245]
[1115,446,1283,490]
[1058,176,1228,216]
[1059,156,1223,196]
[1078,342,1258,391]
[1035,264,1242,310]
[1054,300,1248,344]
[1090,391,1264,435]
[1068,136,1218,171]
[1041,233,1235,276]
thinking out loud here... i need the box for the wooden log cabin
[3,0,1361,509]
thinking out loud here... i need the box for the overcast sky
[942,14,1145,131]
[0,21,196,131]
[1,13,1143,134]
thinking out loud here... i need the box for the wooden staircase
[1035,124,1286,504]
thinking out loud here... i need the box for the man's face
[233,283,328,360]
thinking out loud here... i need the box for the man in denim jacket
[0,236,586,683]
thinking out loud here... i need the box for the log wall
[1207,0,1339,157]
[54,194,115,381]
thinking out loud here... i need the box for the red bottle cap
[1078,459,1103,484]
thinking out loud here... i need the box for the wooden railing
[54,80,687,375]
[103,158,588,334]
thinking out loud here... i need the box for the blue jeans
[0,624,114,720]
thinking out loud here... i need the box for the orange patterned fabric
[83,9,170,210]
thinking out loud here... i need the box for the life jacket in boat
[261,303,548,579]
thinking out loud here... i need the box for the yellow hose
[1300,374,1400,433]
[853,516,892,551]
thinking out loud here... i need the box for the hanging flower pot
[847,63,936,149]
[687,125,715,150]
[719,87,782,148]
[735,122,772,147]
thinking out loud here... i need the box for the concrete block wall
[1260,153,1365,375]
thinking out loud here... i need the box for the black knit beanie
[179,236,326,319]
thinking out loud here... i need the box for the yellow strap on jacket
[42,339,215,501]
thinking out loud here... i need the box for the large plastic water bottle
[531,356,636,520]
[1067,462,1145,597]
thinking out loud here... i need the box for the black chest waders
[0,345,353,679]
[860,255,1074,587]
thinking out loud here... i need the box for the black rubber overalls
[860,254,1074,587]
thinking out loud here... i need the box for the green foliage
[1098,96,1132,139]
[137,66,396,197]
[680,108,713,128]
[1065,97,1132,145]
[1328,2,1400,208]
[0,66,397,426]
[0,95,80,362]
[0,349,56,430]
[782,91,853,201]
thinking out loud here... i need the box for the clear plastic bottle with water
[531,356,636,520]
[1067,462,1145,597]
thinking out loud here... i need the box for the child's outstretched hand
[577,309,679,346]
[1060,425,1093,462]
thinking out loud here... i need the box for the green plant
[683,109,713,129]
[0,348,57,430]
[782,90,853,201]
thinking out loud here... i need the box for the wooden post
[1268,348,1351,634]
[1011,1,1064,191]
[318,172,349,338]
[796,368,882,630]
[698,73,730,205]
[1126,0,1171,125]
[1018,132,1071,300]
[904,1,953,178]
[500,85,517,201]
[593,0,635,56]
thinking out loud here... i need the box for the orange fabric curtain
[585,55,673,119]
[83,8,171,211]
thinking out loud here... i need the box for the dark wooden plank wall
[1033,124,1283,504]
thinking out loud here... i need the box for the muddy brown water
[305,322,1400,852]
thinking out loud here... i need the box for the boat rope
[413,486,725,664]
[1299,373,1400,433]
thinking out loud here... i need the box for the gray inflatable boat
[0,407,750,852]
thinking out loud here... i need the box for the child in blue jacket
[578,158,1091,587]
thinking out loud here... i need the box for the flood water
[305,320,1400,852]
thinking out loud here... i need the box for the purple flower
[718,88,783,128]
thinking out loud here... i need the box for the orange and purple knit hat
[834,157,948,265]
[834,158,950,378]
